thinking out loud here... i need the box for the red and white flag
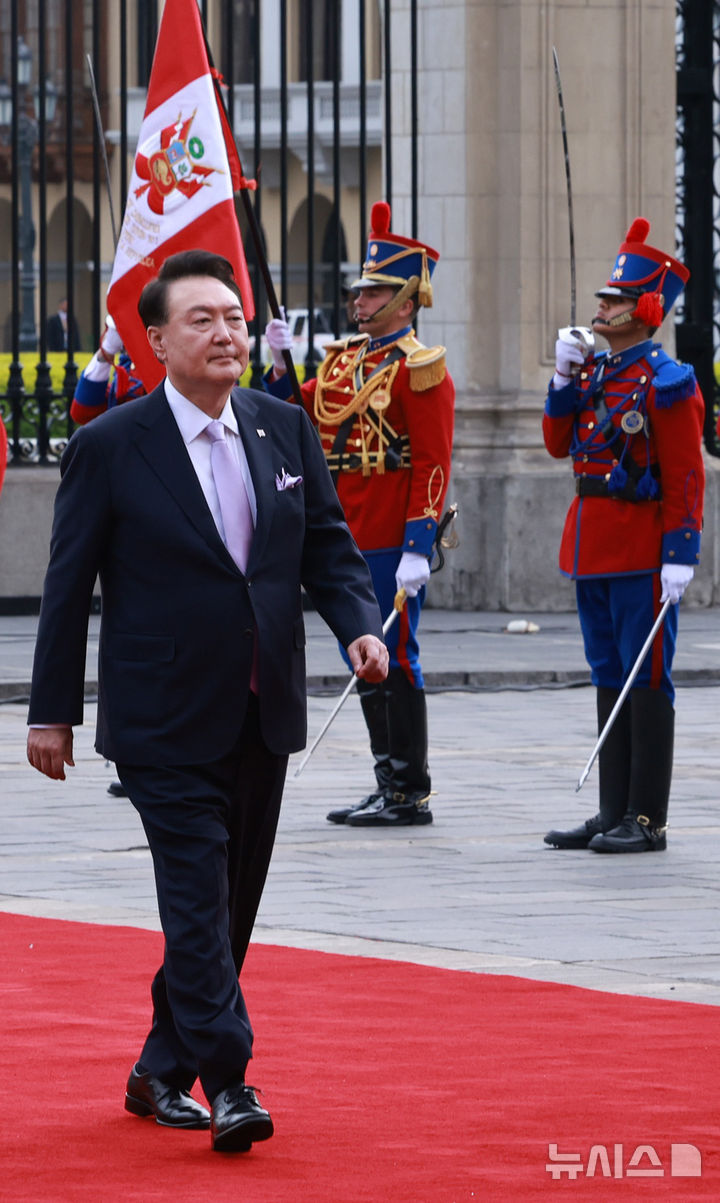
[107,0,254,391]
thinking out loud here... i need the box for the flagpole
[204,39,305,407]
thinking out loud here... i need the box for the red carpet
[2,911,719,1201]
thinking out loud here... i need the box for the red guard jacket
[542,339,704,578]
[267,329,455,556]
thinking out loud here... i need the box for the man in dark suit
[27,249,387,1154]
[45,298,82,351]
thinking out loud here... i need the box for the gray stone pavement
[3,606,720,1006]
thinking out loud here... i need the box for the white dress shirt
[164,378,258,538]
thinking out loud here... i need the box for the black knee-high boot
[357,678,393,794]
[627,687,674,826]
[345,668,433,826]
[384,667,431,801]
[544,687,631,849]
[589,688,673,853]
[326,680,392,823]
[596,686,632,830]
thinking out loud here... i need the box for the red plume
[625,217,650,245]
[633,291,664,327]
[370,201,391,236]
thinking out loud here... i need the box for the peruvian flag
[107,0,254,392]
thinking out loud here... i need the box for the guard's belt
[575,474,661,502]
[325,436,411,474]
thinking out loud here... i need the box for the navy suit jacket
[28,382,383,763]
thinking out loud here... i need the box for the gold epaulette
[405,344,447,392]
[396,332,424,356]
[322,333,369,356]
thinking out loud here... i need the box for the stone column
[391,0,717,610]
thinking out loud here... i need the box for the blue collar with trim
[367,325,413,353]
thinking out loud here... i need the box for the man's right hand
[100,313,123,359]
[27,727,74,781]
[553,333,586,389]
[265,311,293,374]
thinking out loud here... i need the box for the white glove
[100,313,123,358]
[395,551,431,599]
[553,335,586,389]
[660,563,694,605]
[265,308,292,372]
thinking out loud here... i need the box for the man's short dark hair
[138,250,243,329]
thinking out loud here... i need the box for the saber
[292,589,406,779]
[293,504,459,778]
[552,46,576,325]
[576,597,672,792]
[85,55,118,249]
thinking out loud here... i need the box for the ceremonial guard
[265,202,455,826]
[543,218,704,853]
[70,315,144,427]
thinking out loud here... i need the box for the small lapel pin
[256,428,266,437]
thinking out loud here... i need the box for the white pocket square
[275,468,303,491]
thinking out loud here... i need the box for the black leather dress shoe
[327,791,384,824]
[589,813,667,853]
[345,792,433,827]
[124,1063,210,1128]
[211,1084,274,1153]
[108,781,128,797]
[544,813,605,849]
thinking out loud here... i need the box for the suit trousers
[117,694,288,1103]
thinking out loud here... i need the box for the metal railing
[675,0,720,455]
[0,0,420,465]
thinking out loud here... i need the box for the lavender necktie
[205,420,253,573]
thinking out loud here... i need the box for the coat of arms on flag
[107,0,254,392]
[138,111,220,213]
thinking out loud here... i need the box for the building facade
[1,0,719,608]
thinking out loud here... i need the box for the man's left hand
[346,635,389,682]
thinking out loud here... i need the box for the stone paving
[2,606,720,1006]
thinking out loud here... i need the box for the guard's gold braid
[359,416,371,476]
[369,387,392,474]
[422,465,445,520]
[314,353,401,427]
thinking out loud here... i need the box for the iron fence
[0,0,418,465]
[675,0,720,455]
